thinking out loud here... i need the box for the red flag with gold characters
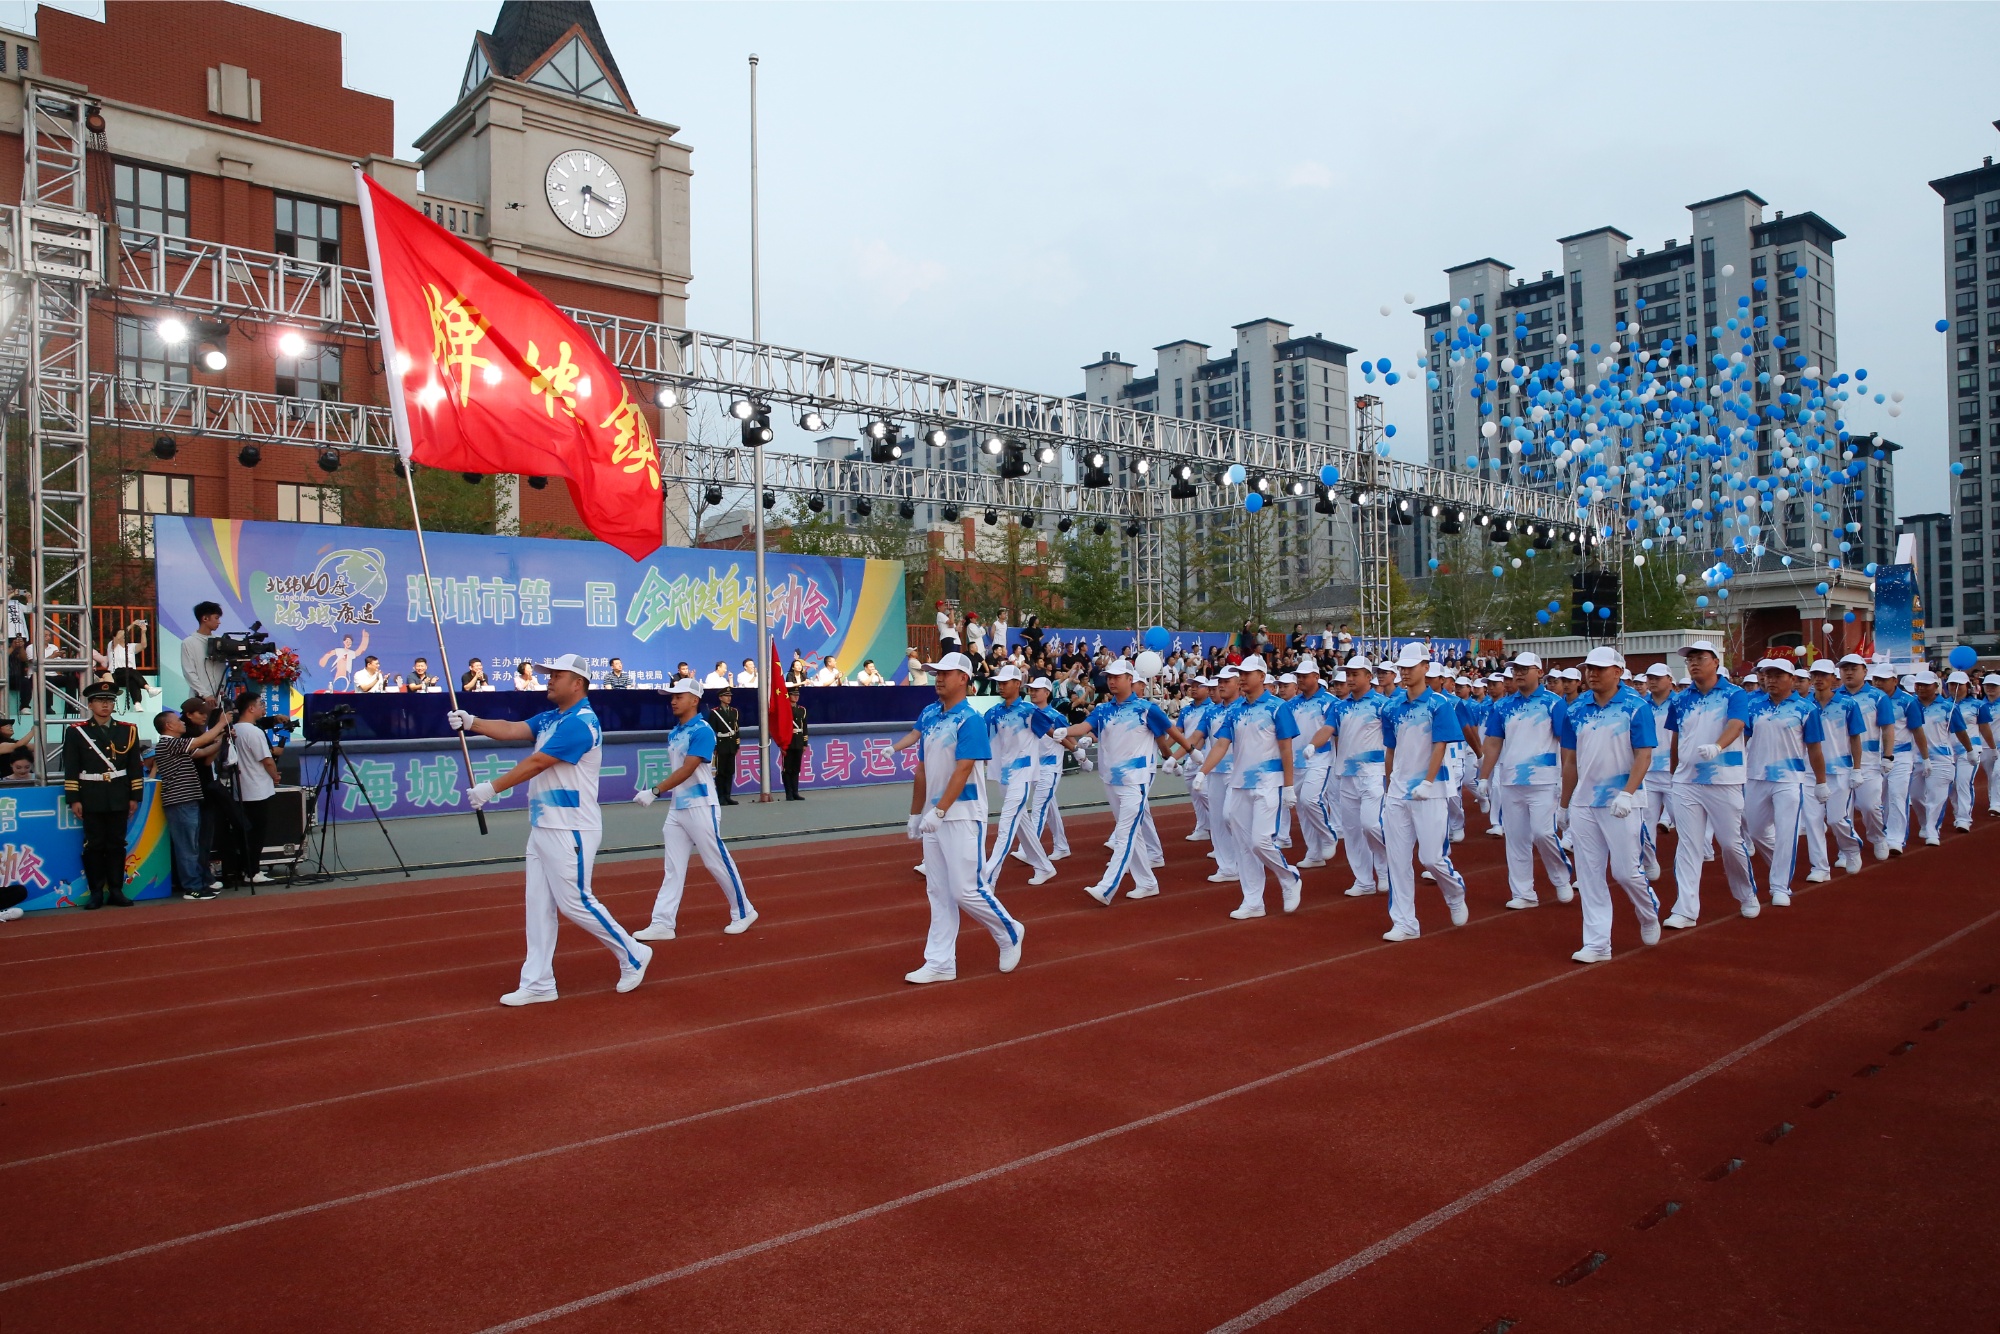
[767,639,793,752]
[355,169,662,560]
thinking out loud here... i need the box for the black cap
[84,682,121,702]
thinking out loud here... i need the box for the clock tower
[413,2,692,542]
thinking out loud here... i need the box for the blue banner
[0,782,173,912]
[1874,564,1916,669]
[999,628,1472,663]
[152,518,908,702]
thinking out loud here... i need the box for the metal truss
[1352,396,1393,641]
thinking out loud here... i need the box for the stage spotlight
[1092,519,1108,536]
[1123,520,1142,538]
[1134,458,1150,476]
[731,399,756,420]
[237,444,261,468]
[940,503,960,521]
[898,499,915,520]
[982,435,1005,455]
[739,401,773,447]
[1439,507,1465,535]
[1355,490,1373,506]
[807,494,825,513]
[1034,443,1057,465]
[926,426,949,449]
[1057,516,1074,532]
[1394,497,1414,526]
[276,329,307,359]
[316,447,340,473]
[1287,479,1307,497]
[155,316,189,345]
[870,425,903,464]
[704,484,724,506]
[1314,487,1337,515]
[798,408,827,432]
[1020,510,1035,528]
[855,496,873,518]
[997,440,1028,479]
[1250,475,1271,494]
[1169,462,1196,501]
[200,345,227,372]
[1081,450,1110,488]
[984,508,999,525]
[655,383,681,409]
[151,434,177,460]
[763,490,777,509]
[527,475,548,490]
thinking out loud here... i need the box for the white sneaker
[1770,891,1792,907]
[1554,883,1576,904]
[1872,841,1890,862]
[499,988,557,1007]
[1229,904,1265,920]
[1298,856,1327,869]
[1028,867,1058,885]
[1421,870,1435,883]
[1740,898,1762,919]
[723,908,758,935]
[206,880,223,892]
[1703,849,1715,862]
[1207,850,1221,862]
[1451,828,1466,843]
[617,943,653,993]
[1281,878,1301,913]
[998,922,1025,973]
[632,924,676,942]
[249,871,275,885]
[0,906,25,922]
[1804,869,1831,884]
[1448,901,1469,927]
[1207,871,1237,884]
[1276,838,1293,850]
[1125,885,1159,899]
[1146,857,1166,869]
[1344,883,1376,897]
[1049,849,1070,861]
[1186,830,1208,842]
[1887,844,1904,857]
[1485,826,1504,838]
[1571,947,1612,964]
[1923,833,1941,847]
[904,965,954,984]
[913,863,928,876]
[1504,897,1538,910]
[1643,860,1661,882]
[1639,919,1662,946]
[1662,913,1697,929]
[1956,823,1974,833]
[1382,925,1420,942]
[1840,854,1863,874]
[1085,885,1115,906]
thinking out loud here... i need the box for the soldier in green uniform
[709,687,741,804]
[63,681,143,909]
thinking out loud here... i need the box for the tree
[344,458,497,536]
[1621,549,1697,631]
[1055,527,1127,626]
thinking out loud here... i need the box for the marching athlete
[904,651,1023,983]
[1178,676,1218,842]
[1911,671,1970,846]
[1024,676,1073,863]
[1331,656,1389,896]
[1807,659,1867,876]
[1839,655,1894,860]
[1637,663,1678,878]
[1662,640,1760,927]
[981,665,1061,887]
[1558,646,1661,963]
[1742,660,1829,906]
[1194,654,1301,919]
[452,653,651,1005]
[1068,658,1189,904]
[1980,674,2000,816]
[1191,668,1244,885]
[1878,664,1923,853]
[1476,652,1574,909]
[633,678,757,940]
[1286,656,1340,868]
[1945,670,1979,831]
[1380,643,1470,940]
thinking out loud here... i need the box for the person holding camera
[63,682,144,909]
[180,601,226,705]
[228,690,281,886]
[153,701,234,900]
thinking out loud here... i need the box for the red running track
[1,800,1996,1332]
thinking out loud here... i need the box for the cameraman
[227,690,280,886]
[153,702,234,900]
[180,601,225,705]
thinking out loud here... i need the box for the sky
[30,0,1998,514]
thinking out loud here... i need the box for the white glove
[1050,726,1070,742]
[468,780,497,810]
[919,808,944,837]
[633,787,657,807]
[1473,778,1490,803]
[447,709,478,732]
[1553,805,1569,834]
[1189,770,1206,793]
[1913,756,1929,777]
[1814,782,1830,804]
[1281,784,1297,811]
[1609,791,1635,819]
[906,814,924,840]
[1077,753,1095,772]
[1694,743,1721,762]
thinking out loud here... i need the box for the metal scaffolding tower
[1352,394,1393,641]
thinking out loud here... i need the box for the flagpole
[748,52,775,803]
[354,165,487,835]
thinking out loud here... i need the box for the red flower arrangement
[240,646,303,686]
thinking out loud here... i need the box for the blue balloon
[1843,611,1856,623]
[1384,423,1398,438]
[1951,644,1979,671]
[1536,610,1551,623]
[1143,626,1170,653]
[1319,464,1339,486]
[1936,319,1950,333]
[1696,595,1710,607]
[1244,493,1264,513]
[1597,606,1611,619]
[1227,463,1245,485]
[1491,566,1504,578]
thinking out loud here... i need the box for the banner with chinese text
[3,781,173,913]
[154,518,907,701]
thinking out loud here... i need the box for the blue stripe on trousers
[708,806,751,918]
[573,831,640,969]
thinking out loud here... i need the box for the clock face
[544,149,627,238]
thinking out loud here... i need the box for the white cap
[1453,675,1471,686]
[992,664,1025,683]
[1838,652,1868,667]
[1948,669,1971,685]
[1239,654,1268,673]
[1278,672,1297,684]
[1868,663,1896,679]
[1029,676,1055,691]
[1425,662,1446,678]
[1218,666,1240,679]
[1913,670,1940,686]
[1105,657,1135,676]
[1295,655,1320,675]
[664,678,705,698]
[1788,662,1812,679]
[1345,655,1373,671]
[1985,673,2000,687]
[1809,659,1838,676]
[1393,643,1429,669]
[1716,665,1733,680]
[533,653,594,679]
[1679,639,1721,658]
[1644,662,1674,678]
[1583,646,1625,669]
[927,651,975,675]
[1511,651,1543,669]
[1563,666,1586,681]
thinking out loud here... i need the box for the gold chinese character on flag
[424,283,491,407]
[525,340,584,419]
[601,387,661,488]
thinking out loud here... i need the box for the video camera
[309,703,358,742]
[209,620,275,661]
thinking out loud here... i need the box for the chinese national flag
[356,170,662,560]
[767,640,793,751]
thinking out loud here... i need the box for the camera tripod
[299,722,410,882]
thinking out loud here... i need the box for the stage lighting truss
[735,398,773,447]
[868,419,903,464]
[798,407,828,432]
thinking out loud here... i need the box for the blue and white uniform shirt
[1284,686,1337,769]
[1083,694,1174,787]
[1031,703,1070,774]
[664,716,719,810]
[1918,697,1969,758]
[524,699,603,830]
[1666,680,1750,785]
[1844,684,1894,770]
[1334,691,1387,778]
[1384,687,1462,799]
[1642,694,1674,787]
[917,698,990,822]
[1484,686,1566,787]
[986,697,1047,785]
[1743,692,1824,784]
[1814,691,1867,774]
[1890,691,1922,757]
[1559,684,1658,807]
[1215,691,1300,791]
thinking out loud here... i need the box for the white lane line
[1204,904,2000,1332]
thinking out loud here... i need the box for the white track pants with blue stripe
[1984,748,2000,813]
[1296,763,1339,861]
[1848,767,1886,851]
[1918,760,1953,841]
[1670,783,1758,920]
[521,825,645,997]
[1744,780,1810,897]
[1383,793,1465,935]
[1497,783,1571,904]
[1090,783,1159,900]
[1882,755,1916,851]
[1338,774,1386,890]
[1031,768,1070,857]
[1953,752,1976,828]
[924,819,1019,975]
[648,804,754,932]
[1224,784,1300,913]
[984,776,1054,884]
[1571,804,1658,954]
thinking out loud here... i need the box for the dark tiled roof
[483,2,632,108]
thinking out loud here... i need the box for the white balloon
[1380,304,1392,316]
[1133,650,1164,680]
[1555,333,1569,346]
[1633,553,1646,566]
[1771,374,1786,388]
[1887,405,1902,417]
[1402,292,1416,305]
[1803,364,1821,379]
[1721,264,1735,277]
[1481,421,1498,438]
[1890,390,1905,403]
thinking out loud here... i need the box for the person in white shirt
[702,661,731,689]
[1283,655,1340,870]
[735,659,759,689]
[512,661,541,692]
[905,652,930,686]
[1194,654,1302,920]
[856,659,886,686]
[964,613,988,658]
[351,655,387,693]
[934,601,959,653]
[1380,643,1472,940]
[980,665,1062,888]
[632,679,757,940]
[1741,660,1830,904]
[1638,663,1678,879]
[228,689,281,886]
[1558,646,1662,963]
[1068,659,1189,905]
[1327,656,1390,897]
[180,600,226,703]
[812,656,845,687]
[1662,640,1760,928]
[451,653,651,1005]
[1476,652,1574,910]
